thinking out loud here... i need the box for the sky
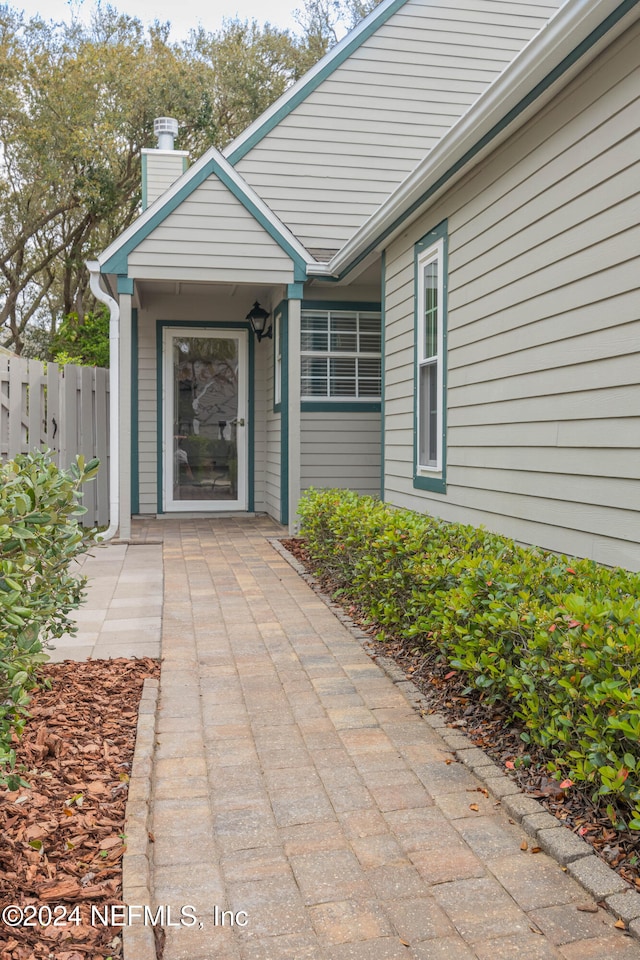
[12,0,303,39]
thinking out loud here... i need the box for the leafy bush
[298,488,640,829]
[51,308,110,368]
[0,451,99,787]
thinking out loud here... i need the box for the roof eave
[329,0,639,278]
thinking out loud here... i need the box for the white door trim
[162,326,248,512]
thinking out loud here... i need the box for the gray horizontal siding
[137,311,158,514]
[143,152,186,208]
[265,337,281,522]
[382,19,640,569]
[301,410,381,496]
[233,0,559,249]
[134,289,275,516]
[384,481,640,571]
[129,176,294,284]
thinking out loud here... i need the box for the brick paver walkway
[149,518,640,960]
[49,541,162,661]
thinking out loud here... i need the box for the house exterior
[91,0,640,570]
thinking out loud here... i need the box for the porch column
[117,282,132,540]
[287,295,302,533]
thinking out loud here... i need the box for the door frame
[156,321,254,513]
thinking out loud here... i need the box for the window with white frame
[416,238,444,471]
[300,308,381,399]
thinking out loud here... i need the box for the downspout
[87,261,119,541]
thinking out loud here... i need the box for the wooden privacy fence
[0,355,110,527]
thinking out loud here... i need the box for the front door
[163,327,248,511]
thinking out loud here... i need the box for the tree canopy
[0,0,379,358]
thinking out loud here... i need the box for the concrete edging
[269,537,640,938]
[121,676,160,960]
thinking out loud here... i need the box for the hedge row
[0,451,98,788]
[298,488,640,829]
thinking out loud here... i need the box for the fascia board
[222,0,409,165]
[98,145,314,276]
[328,0,638,278]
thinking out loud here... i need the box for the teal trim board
[301,402,380,413]
[131,308,139,515]
[247,332,255,512]
[336,0,639,282]
[155,320,255,514]
[380,250,386,502]
[117,275,134,295]
[413,220,447,496]
[101,150,308,278]
[279,303,289,525]
[225,0,408,165]
[301,300,381,312]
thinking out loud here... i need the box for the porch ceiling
[130,278,281,312]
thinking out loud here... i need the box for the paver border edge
[122,675,160,960]
[269,536,640,937]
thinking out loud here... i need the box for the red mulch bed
[0,657,160,960]
[282,537,640,890]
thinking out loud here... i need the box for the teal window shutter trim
[101,152,308,276]
[225,0,409,165]
[117,275,134,295]
[413,474,447,494]
[141,154,148,211]
[413,219,447,495]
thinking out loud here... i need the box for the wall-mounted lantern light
[246,301,272,342]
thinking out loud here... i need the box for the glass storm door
[163,328,248,511]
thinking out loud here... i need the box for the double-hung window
[415,224,447,490]
[301,308,381,400]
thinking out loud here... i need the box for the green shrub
[0,450,99,788]
[298,488,640,829]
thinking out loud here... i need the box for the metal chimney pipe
[154,117,179,150]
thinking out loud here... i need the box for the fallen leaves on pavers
[0,657,159,960]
